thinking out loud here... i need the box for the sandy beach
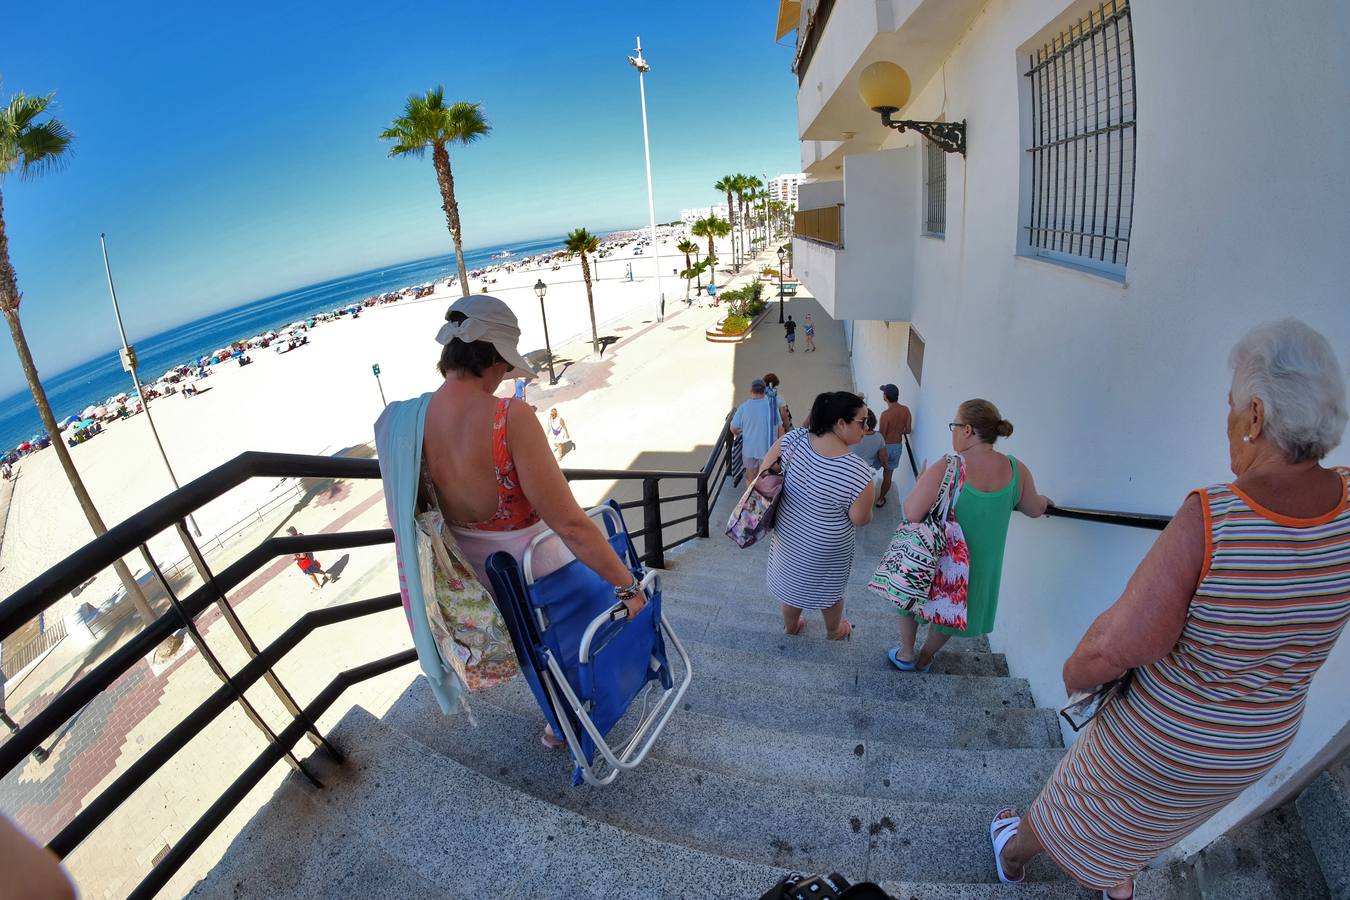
[0,229,738,615]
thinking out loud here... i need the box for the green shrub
[721,315,751,334]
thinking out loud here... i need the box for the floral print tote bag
[868,455,967,616]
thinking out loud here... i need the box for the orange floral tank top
[444,397,541,532]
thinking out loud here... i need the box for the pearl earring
[1242,436,1251,444]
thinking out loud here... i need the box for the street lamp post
[777,246,787,324]
[627,37,664,323]
[100,234,201,536]
[534,279,557,385]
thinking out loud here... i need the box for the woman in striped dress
[762,392,876,639]
[991,319,1350,899]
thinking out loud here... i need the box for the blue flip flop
[887,646,916,671]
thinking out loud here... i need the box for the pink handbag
[725,459,784,548]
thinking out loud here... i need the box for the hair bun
[996,419,1014,438]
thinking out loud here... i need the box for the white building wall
[818,0,1350,858]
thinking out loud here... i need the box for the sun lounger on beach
[484,502,692,787]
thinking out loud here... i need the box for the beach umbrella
[58,414,79,428]
[94,406,108,418]
[81,405,98,419]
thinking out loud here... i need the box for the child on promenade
[285,526,331,589]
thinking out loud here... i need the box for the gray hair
[1228,318,1347,463]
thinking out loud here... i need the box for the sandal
[827,619,853,641]
[875,496,887,508]
[887,646,916,671]
[989,807,1025,884]
[540,727,566,751]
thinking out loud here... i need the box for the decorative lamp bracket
[878,109,966,156]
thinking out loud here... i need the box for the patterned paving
[0,481,386,849]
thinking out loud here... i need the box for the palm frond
[380,89,489,156]
[565,227,599,254]
[0,90,73,181]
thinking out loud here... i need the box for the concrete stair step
[667,612,1012,677]
[381,687,1068,885]
[1295,754,1350,899]
[480,668,1059,751]
[675,636,1033,709]
[659,573,990,650]
[394,677,1061,805]
[196,706,791,899]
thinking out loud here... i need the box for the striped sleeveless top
[1027,467,1350,889]
[1138,468,1350,744]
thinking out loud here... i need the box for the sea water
[0,237,568,451]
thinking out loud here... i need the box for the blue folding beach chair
[485,501,692,786]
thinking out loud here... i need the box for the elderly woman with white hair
[990,319,1350,900]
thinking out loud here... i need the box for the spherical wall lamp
[857,60,966,156]
[858,61,911,115]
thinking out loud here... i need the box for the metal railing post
[174,522,340,758]
[641,477,665,569]
[137,544,321,787]
[695,473,710,539]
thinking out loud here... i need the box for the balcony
[792,145,918,321]
[793,204,843,247]
[795,0,985,145]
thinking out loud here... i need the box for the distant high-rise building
[767,173,804,210]
[680,205,730,226]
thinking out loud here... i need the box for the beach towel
[375,392,468,715]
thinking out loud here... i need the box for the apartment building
[777,0,1350,859]
[766,172,804,210]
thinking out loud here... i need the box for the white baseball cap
[435,294,537,380]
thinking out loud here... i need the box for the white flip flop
[990,807,1026,884]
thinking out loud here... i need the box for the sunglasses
[948,422,970,432]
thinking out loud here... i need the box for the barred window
[924,137,946,238]
[1023,0,1135,275]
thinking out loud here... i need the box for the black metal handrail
[0,424,748,895]
[0,451,412,899]
[1047,504,1170,530]
[562,412,740,568]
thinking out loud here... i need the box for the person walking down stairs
[762,392,875,640]
[992,319,1350,900]
[888,400,1051,673]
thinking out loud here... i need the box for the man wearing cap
[876,384,913,508]
[730,379,776,481]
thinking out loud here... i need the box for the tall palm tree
[381,88,490,297]
[690,216,730,300]
[0,88,156,625]
[734,174,759,262]
[565,228,601,354]
[676,238,698,300]
[714,175,738,269]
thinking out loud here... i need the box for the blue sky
[0,1,800,392]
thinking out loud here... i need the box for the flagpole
[629,37,664,322]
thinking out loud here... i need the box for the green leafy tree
[690,216,730,300]
[565,227,601,354]
[0,87,156,626]
[381,88,490,297]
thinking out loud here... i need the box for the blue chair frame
[485,502,692,786]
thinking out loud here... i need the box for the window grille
[924,136,947,237]
[1023,0,1135,273]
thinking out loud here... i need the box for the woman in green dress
[888,399,1052,672]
